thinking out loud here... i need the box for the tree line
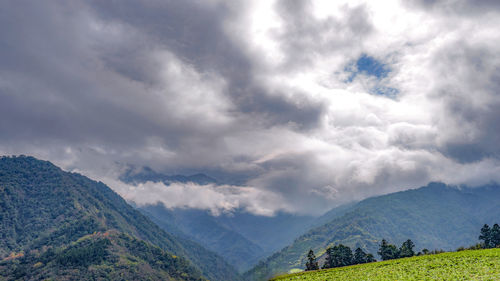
[305,223,500,272]
[305,239,416,271]
[305,238,444,271]
[305,245,376,271]
[378,239,417,260]
[479,223,500,248]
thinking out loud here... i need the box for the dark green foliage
[378,239,400,261]
[479,224,492,248]
[323,244,353,269]
[479,223,500,249]
[353,247,374,264]
[0,156,241,281]
[491,224,500,247]
[365,253,376,262]
[246,182,500,280]
[399,239,415,258]
[0,232,206,281]
[56,237,111,267]
[305,249,318,271]
[322,248,333,269]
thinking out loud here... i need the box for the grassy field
[270,248,500,281]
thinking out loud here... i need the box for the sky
[1,0,500,216]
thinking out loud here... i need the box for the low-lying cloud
[112,181,290,217]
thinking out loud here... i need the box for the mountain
[120,166,217,185]
[246,182,500,280]
[122,166,314,272]
[141,205,265,272]
[0,156,241,281]
[0,231,205,281]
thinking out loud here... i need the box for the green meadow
[271,248,500,281]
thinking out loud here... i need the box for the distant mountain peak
[246,181,500,280]
[120,165,217,185]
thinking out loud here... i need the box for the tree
[353,248,368,264]
[479,224,492,248]
[365,253,376,263]
[378,239,400,261]
[333,244,353,267]
[323,247,333,269]
[323,244,353,268]
[305,249,319,271]
[491,224,500,247]
[399,239,415,258]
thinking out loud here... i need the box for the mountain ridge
[0,155,241,281]
[120,165,217,185]
[123,165,314,272]
[245,181,500,280]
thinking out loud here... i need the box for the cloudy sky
[1,0,500,215]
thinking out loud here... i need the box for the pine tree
[491,224,500,247]
[305,249,319,271]
[334,244,353,267]
[377,239,389,260]
[365,253,376,263]
[323,245,353,268]
[479,224,492,248]
[378,239,400,260]
[399,239,415,258]
[322,247,333,269]
[353,247,367,264]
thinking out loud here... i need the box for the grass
[270,248,500,281]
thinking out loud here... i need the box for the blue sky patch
[372,86,399,98]
[345,54,398,98]
[346,54,390,82]
[356,54,390,78]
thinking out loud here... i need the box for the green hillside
[142,205,265,272]
[271,248,500,281]
[0,231,205,281]
[0,156,241,281]
[246,182,500,280]
[126,166,314,272]
[141,203,314,272]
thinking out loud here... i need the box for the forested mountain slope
[0,156,241,281]
[0,231,205,281]
[141,205,265,272]
[124,166,313,272]
[246,182,500,280]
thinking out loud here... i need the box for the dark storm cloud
[2,0,500,215]
[0,1,175,146]
[0,0,329,189]
[428,44,500,163]
[0,1,301,153]
[86,0,325,131]
[88,0,246,81]
[408,0,500,14]
[273,0,373,69]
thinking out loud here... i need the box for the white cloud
[107,180,291,217]
[2,0,500,215]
